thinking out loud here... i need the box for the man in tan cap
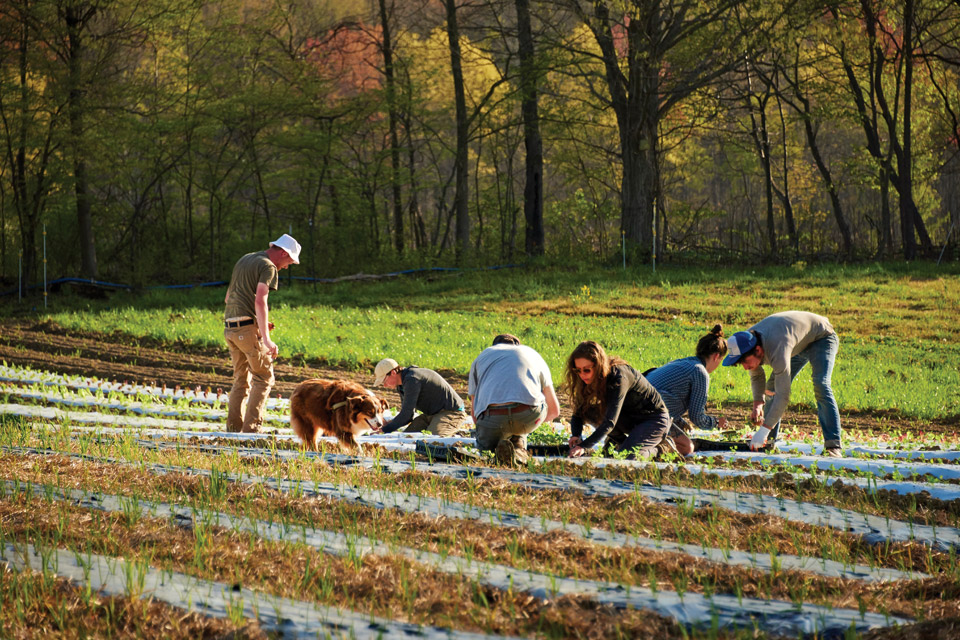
[374,358,470,437]
[223,233,301,433]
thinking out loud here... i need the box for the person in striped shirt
[645,325,729,455]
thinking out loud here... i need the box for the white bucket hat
[270,233,301,264]
[374,358,399,386]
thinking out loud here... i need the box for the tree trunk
[515,0,543,256]
[329,182,341,228]
[8,6,54,291]
[774,92,799,257]
[65,4,98,279]
[444,0,470,262]
[878,163,892,258]
[13,8,34,289]
[249,142,271,239]
[378,0,404,255]
[760,106,775,258]
[591,2,659,258]
[474,136,483,251]
[577,0,766,260]
[834,3,931,259]
[400,68,426,251]
[795,90,853,258]
[619,111,658,258]
[745,76,776,258]
[900,0,917,259]
[615,42,659,260]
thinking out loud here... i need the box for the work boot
[656,435,680,460]
[494,439,516,465]
[823,447,843,458]
[509,435,529,464]
[495,437,528,466]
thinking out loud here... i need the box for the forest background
[2,0,959,290]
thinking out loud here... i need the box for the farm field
[1,263,960,637]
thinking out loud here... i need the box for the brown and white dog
[289,379,388,450]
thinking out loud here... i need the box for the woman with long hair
[566,341,671,459]
[645,325,729,455]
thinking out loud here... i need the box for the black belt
[225,319,255,328]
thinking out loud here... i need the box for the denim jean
[603,411,672,459]
[767,333,841,447]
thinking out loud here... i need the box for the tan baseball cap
[374,358,399,386]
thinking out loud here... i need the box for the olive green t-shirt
[224,251,278,320]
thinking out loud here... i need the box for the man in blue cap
[724,311,841,457]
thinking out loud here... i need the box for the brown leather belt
[225,319,255,328]
[483,403,532,416]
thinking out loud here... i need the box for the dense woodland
[1,0,959,287]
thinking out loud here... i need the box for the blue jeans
[603,411,672,459]
[768,333,841,447]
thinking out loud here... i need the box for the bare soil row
[2,319,952,433]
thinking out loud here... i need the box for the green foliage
[2,0,959,286]
[29,261,960,421]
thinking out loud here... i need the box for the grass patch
[24,262,960,421]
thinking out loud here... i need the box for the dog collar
[331,401,347,410]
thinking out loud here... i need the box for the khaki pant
[407,409,471,437]
[475,403,547,453]
[224,324,274,433]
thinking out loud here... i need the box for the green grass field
[19,261,960,421]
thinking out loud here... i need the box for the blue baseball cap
[723,331,757,366]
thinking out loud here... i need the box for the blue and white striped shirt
[645,356,718,430]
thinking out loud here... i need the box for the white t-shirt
[468,344,553,416]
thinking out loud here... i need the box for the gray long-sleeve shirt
[748,311,835,428]
[382,367,464,433]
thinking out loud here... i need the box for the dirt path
[0,319,455,415]
[1,319,955,435]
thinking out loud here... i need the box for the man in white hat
[223,233,301,433]
[374,358,470,437]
